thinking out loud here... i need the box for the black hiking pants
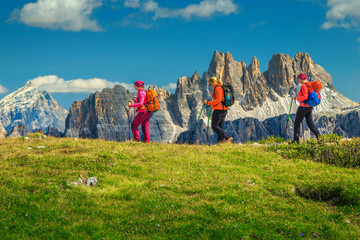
[294,106,320,142]
[212,110,229,142]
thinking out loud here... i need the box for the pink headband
[134,80,144,87]
[297,73,307,80]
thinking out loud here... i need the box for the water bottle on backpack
[225,94,231,106]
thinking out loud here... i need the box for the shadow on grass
[295,183,359,207]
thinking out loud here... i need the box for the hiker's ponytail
[208,77,223,85]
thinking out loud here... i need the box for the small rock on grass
[86,177,98,186]
[252,142,262,146]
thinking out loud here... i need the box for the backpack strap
[304,82,314,93]
[300,83,312,107]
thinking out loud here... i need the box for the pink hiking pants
[131,111,151,142]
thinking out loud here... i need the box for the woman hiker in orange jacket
[204,77,232,144]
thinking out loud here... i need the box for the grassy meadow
[0,134,359,239]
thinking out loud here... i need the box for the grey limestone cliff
[6,124,31,138]
[65,85,133,140]
[64,85,177,142]
[47,126,64,137]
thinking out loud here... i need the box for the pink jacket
[130,89,148,112]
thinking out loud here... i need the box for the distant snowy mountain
[0,83,68,132]
[0,122,6,138]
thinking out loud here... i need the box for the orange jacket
[207,83,228,110]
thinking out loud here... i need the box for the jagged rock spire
[248,56,261,79]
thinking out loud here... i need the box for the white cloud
[142,0,158,12]
[0,84,8,94]
[322,0,360,29]
[121,14,153,29]
[165,83,177,91]
[250,20,267,30]
[177,0,238,20]
[124,0,140,8]
[135,0,238,20]
[11,0,103,31]
[27,75,133,93]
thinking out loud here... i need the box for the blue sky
[0,0,359,110]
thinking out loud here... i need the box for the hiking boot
[289,136,300,145]
[316,134,323,144]
[226,137,233,144]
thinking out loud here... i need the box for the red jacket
[296,82,321,107]
[207,83,228,110]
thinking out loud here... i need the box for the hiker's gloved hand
[204,100,208,104]
[291,95,296,100]
[128,101,131,107]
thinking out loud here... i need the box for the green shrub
[268,136,360,168]
[257,136,285,144]
[320,134,343,143]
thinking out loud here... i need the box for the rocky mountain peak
[191,70,201,82]
[248,56,261,79]
[208,51,226,78]
[266,53,295,96]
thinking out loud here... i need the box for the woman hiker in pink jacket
[127,81,151,143]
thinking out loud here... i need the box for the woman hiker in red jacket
[204,77,232,144]
[291,73,321,144]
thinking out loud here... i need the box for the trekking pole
[206,105,211,145]
[133,97,136,119]
[301,120,305,141]
[238,91,248,105]
[128,103,131,140]
[187,104,206,144]
[285,98,294,139]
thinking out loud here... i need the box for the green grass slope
[0,134,359,239]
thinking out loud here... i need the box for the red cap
[297,73,307,80]
[134,80,144,87]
